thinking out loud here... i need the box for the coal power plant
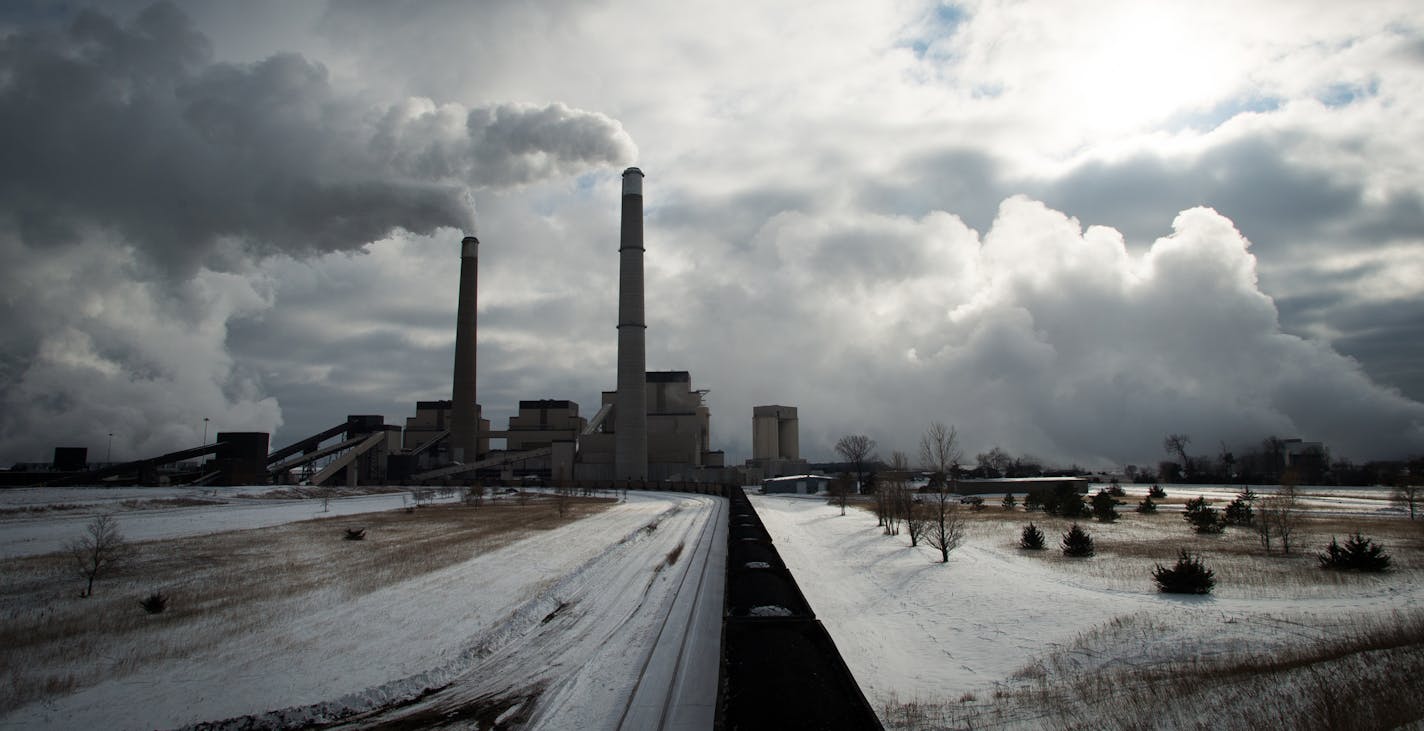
[400,166,729,487]
[5,168,790,490]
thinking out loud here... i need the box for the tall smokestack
[451,235,480,463]
[615,167,647,481]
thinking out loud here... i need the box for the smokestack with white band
[450,235,480,463]
[615,167,647,481]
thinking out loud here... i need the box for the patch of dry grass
[982,511,1424,598]
[0,495,613,713]
[118,497,226,510]
[0,503,90,517]
[841,496,1424,598]
[884,610,1424,730]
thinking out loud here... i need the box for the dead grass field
[860,498,1424,599]
[983,510,1424,598]
[848,494,1424,730]
[0,494,612,714]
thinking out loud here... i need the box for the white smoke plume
[0,3,635,463]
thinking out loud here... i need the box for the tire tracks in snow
[327,493,715,730]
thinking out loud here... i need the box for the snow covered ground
[751,491,1424,728]
[0,488,723,730]
[0,487,426,558]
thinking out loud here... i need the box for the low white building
[761,474,833,495]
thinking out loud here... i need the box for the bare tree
[976,447,1013,478]
[828,473,854,516]
[1163,433,1191,477]
[68,514,131,597]
[835,434,877,495]
[554,485,574,517]
[873,465,895,532]
[1218,441,1236,483]
[919,422,963,488]
[1393,478,1421,521]
[923,484,965,563]
[879,451,913,536]
[1257,480,1302,554]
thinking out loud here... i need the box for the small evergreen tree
[1040,488,1061,515]
[1136,495,1157,513]
[1022,490,1043,512]
[1061,523,1095,557]
[1238,486,1258,503]
[1223,497,1254,526]
[1001,493,1017,511]
[1182,496,1222,533]
[1106,481,1126,497]
[1091,489,1121,523]
[1020,523,1046,550]
[1152,549,1216,594]
[1148,485,1167,499]
[1318,532,1392,572]
[139,591,169,614]
[1046,484,1087,518]
[1187,506,1224,534]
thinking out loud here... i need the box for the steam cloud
[0,2,634,462]
[669,197,1424,464]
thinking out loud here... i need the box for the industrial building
[397,166,731,486]
[745,405,807,480]
[11,167,768,489]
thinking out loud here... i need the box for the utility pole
[107,433,113,463]
[203,417,210,445]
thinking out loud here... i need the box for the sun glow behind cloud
[1063,6,1239,132]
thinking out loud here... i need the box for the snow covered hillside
[752,490,1424,729]
[0,489,722,730]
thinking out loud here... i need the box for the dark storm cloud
[0,2,634,462]
[0,2,634,273]
[1029,135,1365,249]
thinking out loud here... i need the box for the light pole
[203,417,210,445]
[107,433,113,463]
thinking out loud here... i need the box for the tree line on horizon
[819,431,1420,490]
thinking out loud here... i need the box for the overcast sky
[2,0,1422,468]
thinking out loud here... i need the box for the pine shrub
[1048,485,1088,518]
[1183,497,1223,533]
[1188,507,1224,534]
[1020,523,1046,550]
[1061,523,1095,557]
[1001,493,1017,511]
[343,527,366,541]
[1152,549,1215,594]
[1223,497,1254,526]
[1318,532,1392,572]
[1148,485,1167,499]
[1136,496,1157,513]
[1091,489,1121,523]
[1023,490,1043,512]
[139,591,169,614]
